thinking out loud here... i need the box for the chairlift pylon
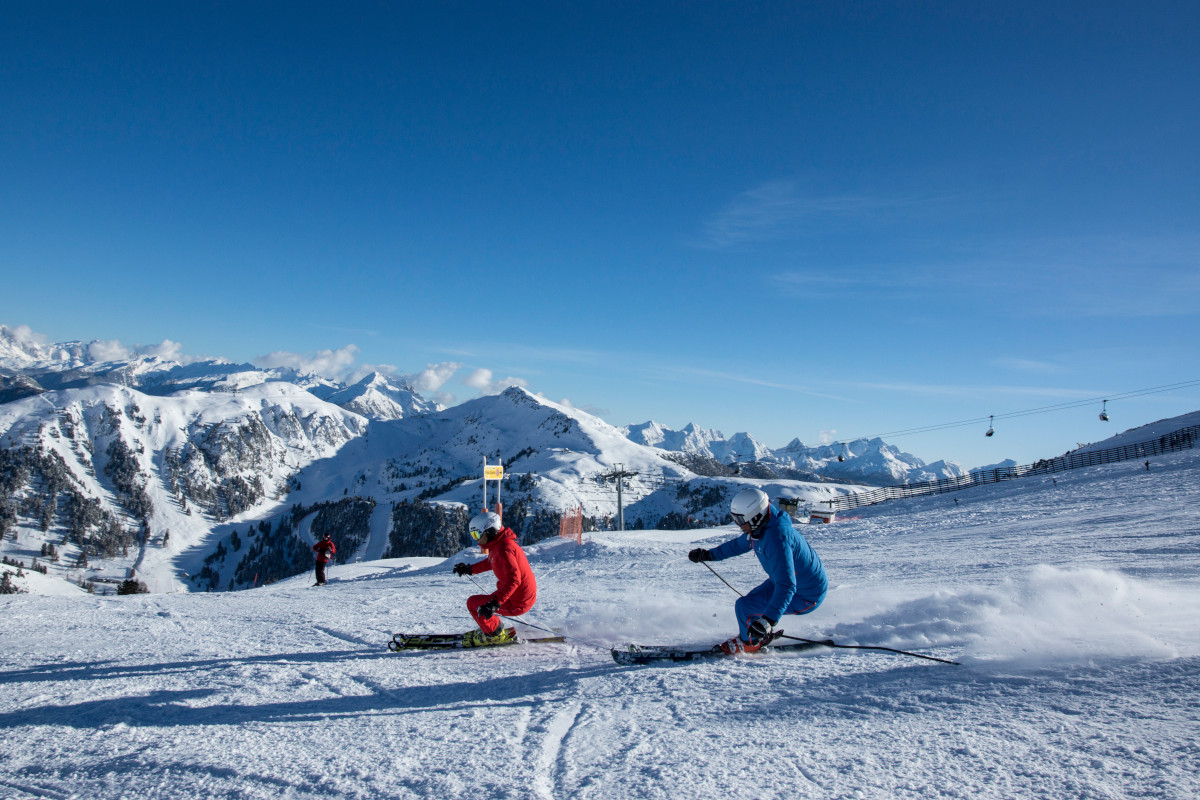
[1099,399,1109,422]
[985,415,995,437]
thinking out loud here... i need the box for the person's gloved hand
[688,548,713,563]
[453,562,472,576]
[479,599,500,619]
[747,616,775,643]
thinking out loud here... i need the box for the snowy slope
[1076,410,1200,453]
[1,447,1198,799]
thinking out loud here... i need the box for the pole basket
[558,505,583,545]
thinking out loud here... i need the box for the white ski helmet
[469,511,502,541]
[730,487,770,533]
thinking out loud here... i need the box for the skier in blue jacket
[689,487,828,654]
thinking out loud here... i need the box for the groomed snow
[2,450,1199,799]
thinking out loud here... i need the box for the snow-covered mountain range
[0,322,1046,596]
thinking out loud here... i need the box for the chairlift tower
[600,463,640,531]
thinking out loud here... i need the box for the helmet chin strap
[744,509,770,539]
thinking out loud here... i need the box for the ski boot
[463,626,516,647]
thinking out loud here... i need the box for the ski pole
[496,613,610,650]
[697,559,960,666]
[775,632,960,666]
[701,561,744,596]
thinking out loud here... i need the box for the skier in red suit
[312,532,336,586]
[452,509,537,645]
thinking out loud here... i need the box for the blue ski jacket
[708,505,828,622]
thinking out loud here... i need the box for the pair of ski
[389,628,831,664]
[611,633,833,665]
[388,629,565,652]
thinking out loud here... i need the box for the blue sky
[2,1,1198,468]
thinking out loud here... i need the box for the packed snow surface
[2,450,1199,799]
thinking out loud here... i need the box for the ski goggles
[731,512,751,527]
[470,527,488,541]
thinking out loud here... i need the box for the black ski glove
[747,616,775,642]
[453,562,472,577]
[688,548,713,563]
[479,599,500,619]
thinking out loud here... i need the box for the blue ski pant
[735,580,822,640]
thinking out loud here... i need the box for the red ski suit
[466,527,537,635]
[312,538,336,585]
[313,539,336,563]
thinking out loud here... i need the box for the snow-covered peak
[623,420,727,453]
[766,436,967,484]
[0,325,93,371]
[776,437,809,453]
[623,421,955,485]
[325,371,437,421]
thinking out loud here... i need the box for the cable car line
[828,378,1200,447]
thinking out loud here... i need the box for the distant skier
[689,487,828,654]
[312,532,336,586]
[452,509,537,645]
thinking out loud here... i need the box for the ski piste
[611,636,833,665]
[388,629,566,652]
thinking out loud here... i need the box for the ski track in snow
[528,699,583,800]
[2,451,1200,798]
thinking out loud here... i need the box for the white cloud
[138,339,186,361]
[87,339,132,362]
[85,337,192,364]
[406,362,462,394]
[253,348,470,393]
[407,362,463,407]
[3,324,48,347]
[819,429,837,445]
[464,368,528,396]
[254,345,361,380]
[701,180,932,249]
